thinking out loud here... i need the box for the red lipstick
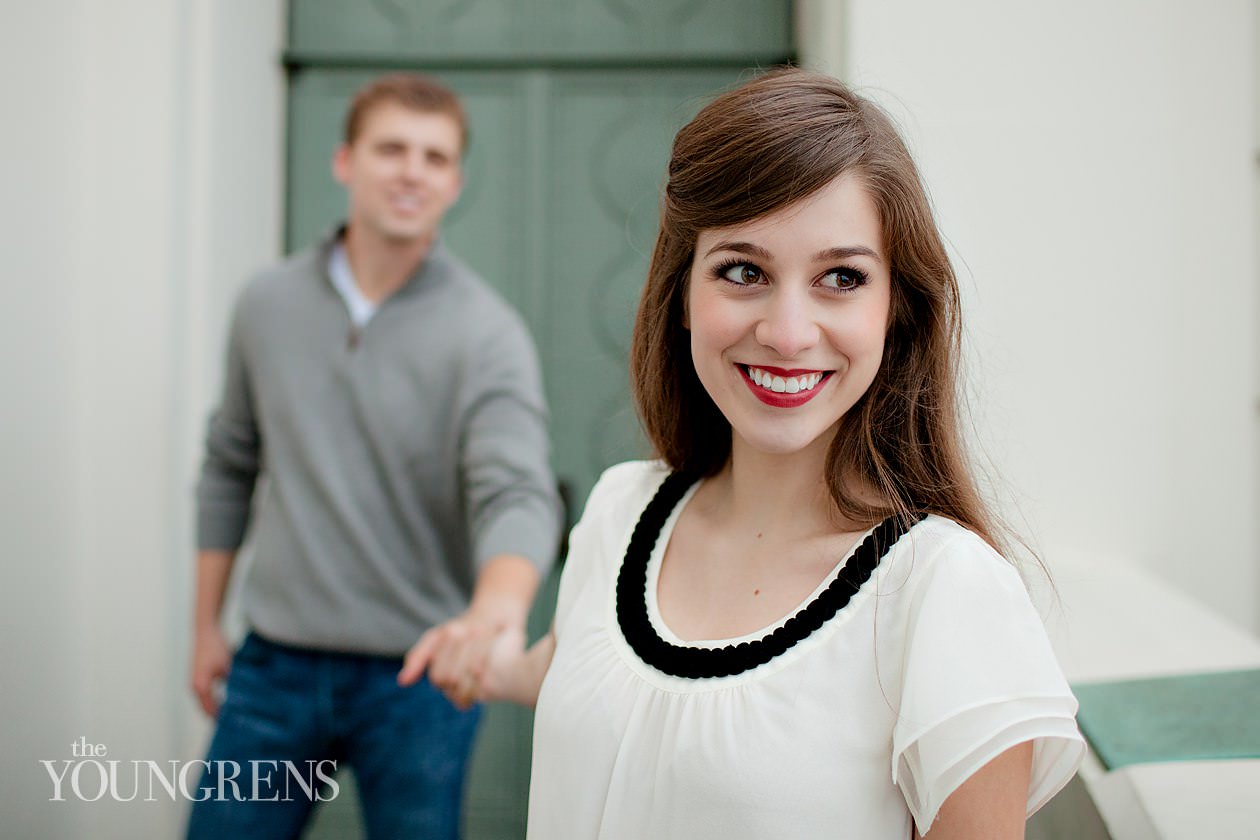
[738,365,831,408]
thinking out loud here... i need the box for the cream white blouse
[527,461,1084,839]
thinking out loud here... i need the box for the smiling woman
[450,68,1086,840]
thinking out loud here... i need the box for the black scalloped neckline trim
[615,471,924,679]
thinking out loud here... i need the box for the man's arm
[190,290,261,716]
[464,552,540,630]
[398,306,561,705]
[459,306,561,588]
[190,549,236,716]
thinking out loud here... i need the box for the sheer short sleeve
[551,461,667,640]
[890,527,1085,835]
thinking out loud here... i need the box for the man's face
[333,102,464,246]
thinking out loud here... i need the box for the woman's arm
[918,741,1033,840]
[475,627,557,708]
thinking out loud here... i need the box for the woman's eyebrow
[703,241,884,265]
[702,241,772,260]
[813,245,883,264]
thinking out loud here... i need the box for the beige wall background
[800,0,1258,632]
[2,1,1255,836]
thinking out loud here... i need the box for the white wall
[2,3,90,836]
[800,0,1258,631]
[0,1,285,835]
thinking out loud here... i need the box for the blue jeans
[186,632,481,840]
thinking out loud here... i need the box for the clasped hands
[397,613,526,709]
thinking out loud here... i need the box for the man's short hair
[343,73,469,151]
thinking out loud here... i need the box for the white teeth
[746,367,825,395]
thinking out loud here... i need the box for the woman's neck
[707,434,843,539]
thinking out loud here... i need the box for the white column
[1,1,94,836]
[0,1,285,835]
[794,0,848,79]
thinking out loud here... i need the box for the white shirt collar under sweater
[328,240,377,328]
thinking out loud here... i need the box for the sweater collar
[317,222,452,300]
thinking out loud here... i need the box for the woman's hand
[399,623,556,710]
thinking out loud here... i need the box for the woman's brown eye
[720,263,762,285]
[820,267,869,291]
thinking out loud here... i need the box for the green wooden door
[285,3,792,837]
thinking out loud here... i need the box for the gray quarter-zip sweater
[196,230,560,655]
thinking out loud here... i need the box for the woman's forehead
[692,175,885,262]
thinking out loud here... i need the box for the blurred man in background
[188,72,559,839]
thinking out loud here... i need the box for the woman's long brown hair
[630,68,1000,549]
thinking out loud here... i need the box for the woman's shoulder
[896,514,1025,593]
[551,461,674,629]
[899,514,997,557]
[578,459,673,522]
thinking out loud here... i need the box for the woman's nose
[754,290,821,358]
